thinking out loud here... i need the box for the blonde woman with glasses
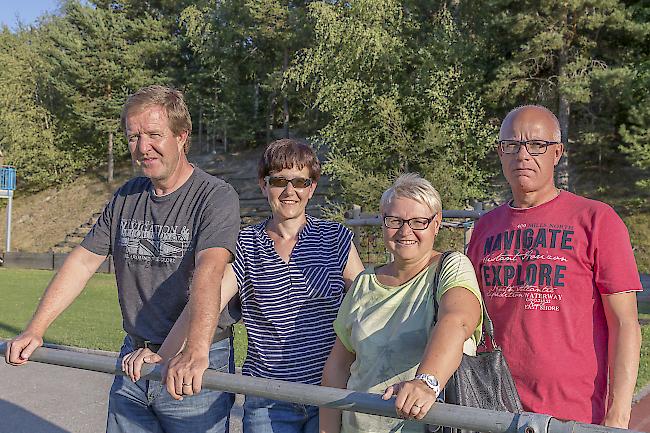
[320,173,483,433]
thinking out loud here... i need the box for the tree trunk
[556,47,570,191]
[106,82,114,183]
[107,131,114,183]
[212,121,217,153]
[267,91,276,144]
[213,90,219,153]
[198,106,203,153]
[282,49,290,138]
[254,81,260,121]
[223,120,228,153]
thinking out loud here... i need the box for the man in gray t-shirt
[6,85,240,433]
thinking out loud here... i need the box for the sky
[0,0,61,30]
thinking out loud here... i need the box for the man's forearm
[183,248,231,354]
[606,319,641,424]
[28,247,104,335]
[185,286,221,354]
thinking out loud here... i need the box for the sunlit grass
[0,268,247,366]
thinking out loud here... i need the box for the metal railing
[0,342,638,433]
[0,165,16,191]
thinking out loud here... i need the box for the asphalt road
[0,360,243,433]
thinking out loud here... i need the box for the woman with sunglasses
[234,138,364,433]
[320,173,483,433]
[122,138,365,433]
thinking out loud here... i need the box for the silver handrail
[0,343,638,433]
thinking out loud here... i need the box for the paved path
[0,361,243,433]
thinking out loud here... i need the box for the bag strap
[432,251,499,349]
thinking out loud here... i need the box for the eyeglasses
[264,176,313,189]
[498,140,561,156]
[383,215,437,230]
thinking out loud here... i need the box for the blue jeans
[243,395,318,433]
[106,336,235,433]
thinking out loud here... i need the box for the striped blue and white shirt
[232,215,354,384]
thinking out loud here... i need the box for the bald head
[497,105,564,207]
[499,105,561,143]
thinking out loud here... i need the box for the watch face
[416,374,438,387]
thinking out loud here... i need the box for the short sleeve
[231,234,247,290]
[333,287,356,353]
[336,224,354,272]
[436,252,483,342]
[593,206,642,295]
[195,184,240,258]
[80,191,115,257]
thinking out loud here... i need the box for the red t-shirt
[467,191,642,424]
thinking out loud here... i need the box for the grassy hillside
[0,163,134,253]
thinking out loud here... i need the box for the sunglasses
[264,176,313,189]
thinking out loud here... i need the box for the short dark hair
[121,85,192,153]
[258,139,322,181]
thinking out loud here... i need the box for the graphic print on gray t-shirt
[81,167,240,343]
[119,218,192,263]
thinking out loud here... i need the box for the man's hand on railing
[121,348,162,382]
[4,331,44,366]
[164,349,209,401]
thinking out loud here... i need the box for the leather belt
[128,327,232,353]
[128,336,162,353]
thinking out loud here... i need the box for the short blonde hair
[121,85,192,153]
[380,173,442,215]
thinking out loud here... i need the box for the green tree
[43,0,174,182]
[179,0,314,150]
[291,1,496,213]
[484,0,647,190]
[180,1,259,150]
[0,28,80,190]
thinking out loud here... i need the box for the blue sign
[0,166,16,191]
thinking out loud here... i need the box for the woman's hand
[383,379,438,420]
[121,348,163,382]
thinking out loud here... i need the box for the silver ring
[182,383,192,387]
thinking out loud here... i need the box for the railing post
[351,204,361,253]
[463,201,483,254]
[6,191,12,252]
[1,166,16,252]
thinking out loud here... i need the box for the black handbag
[430,252,523,433]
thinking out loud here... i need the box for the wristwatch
[414,373,441,397]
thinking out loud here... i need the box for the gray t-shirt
[81,167,240,343]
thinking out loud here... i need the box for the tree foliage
[480,0,649,187]
[291,1,496,211]
[0,0,647,205]
[42,0,175,181]
[0,28,81,190]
